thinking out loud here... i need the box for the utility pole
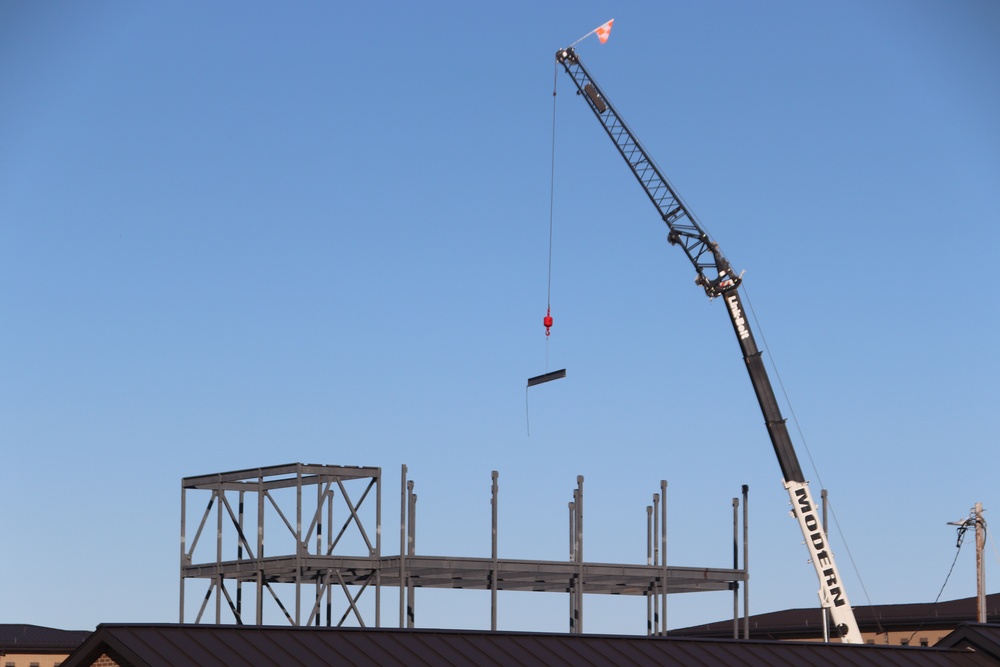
[950,503,987,623]
[975,502,986,624]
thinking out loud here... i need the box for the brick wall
[90,652,124,667]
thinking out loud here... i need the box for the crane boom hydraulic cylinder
[556,46,862,643]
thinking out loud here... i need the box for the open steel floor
[180,463,749,633]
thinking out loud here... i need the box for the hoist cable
[822,494,884,635]
[544,63,559,370]
[528,65,562,437]
[742,284,880,630]
[547,63,558,310]
[525,387,531,437]
[740,285,823,486]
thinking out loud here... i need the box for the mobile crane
[556,46,862,643]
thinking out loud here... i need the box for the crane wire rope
[526,64,561,437]
[545,61,559,369]
[741,283,883,634]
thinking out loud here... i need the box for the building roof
[0,624,92,653]
[61,624,1000,667]
[671,593,1000,640]
[938,624,1000,662]
[862,595,1000,630]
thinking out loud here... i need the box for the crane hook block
[543,308,554,337]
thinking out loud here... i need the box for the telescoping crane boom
[556,46,862,643]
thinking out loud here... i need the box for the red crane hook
[543,307,553,337]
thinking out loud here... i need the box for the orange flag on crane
[595,19,614,44]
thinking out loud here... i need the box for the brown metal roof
[938,624,1000,662]
[0,623,92,653]
[61,624,1000,667]
[863,596,1000,628]
[671,593,1000,640]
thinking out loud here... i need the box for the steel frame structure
[180,462,749,635]
[180,463,382,627]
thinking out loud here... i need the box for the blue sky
[2,1,998,633]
